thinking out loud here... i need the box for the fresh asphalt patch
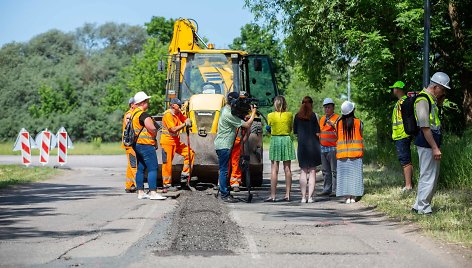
[155,190,244,257]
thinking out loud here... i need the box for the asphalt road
[0,154,469,267]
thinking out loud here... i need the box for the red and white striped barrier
[13,128,37,166]
[35,129,57,166]
[56,127,73,166]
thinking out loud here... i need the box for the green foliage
[123,38,168,115]
[285,66,346,116]
[145,16,175,44]
[0,18,175,142]
[92,137,102,149]
[246,0,472,139]
[0,165,59,189]
[440,130,472,189]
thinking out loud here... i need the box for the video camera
[230,95,258,120]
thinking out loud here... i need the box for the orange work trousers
[161,142,194,187]
[125,147,137,189]
[230,137,242,187]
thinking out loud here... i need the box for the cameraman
[214,92,257,202]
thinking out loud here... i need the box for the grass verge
[0,165,60,188]
[362,165,472,249]
[0,142,123,155]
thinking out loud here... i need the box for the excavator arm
[168,18,206,55]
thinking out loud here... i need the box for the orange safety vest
[160,109,187,145]
[131,108,156,146]
[319,113,339,147]
[336,118,364,159]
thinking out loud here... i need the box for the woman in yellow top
[265,96,296,202]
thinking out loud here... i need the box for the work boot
[232,186,240,192]
[125,186,136,193]
[220,195,239,203]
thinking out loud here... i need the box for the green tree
[145,16,175,44]
[124,38,168,115]
[246,0,472,141]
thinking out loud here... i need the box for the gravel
[156,191,244,256]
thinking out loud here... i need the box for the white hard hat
[430,72,451,89]
[322,98,335,106]
[341,101,355,115]
[133,91,151,104]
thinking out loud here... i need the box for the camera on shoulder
[230,92,258,120]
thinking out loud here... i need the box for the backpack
[122,111,144,147]
[400,92,431,136]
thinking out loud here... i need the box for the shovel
[183,126,196,191]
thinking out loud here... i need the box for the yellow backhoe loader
[155,18,278,187]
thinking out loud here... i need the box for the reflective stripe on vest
[391,96,409,140]
[161,110,180,137]
[131,108,156,146]
[320,114,339,147]
[336,118,364,159]
[414,90,441,131]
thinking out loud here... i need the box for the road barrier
[13,127,73,166]
[13,128,37,166]
[56,127,74,166]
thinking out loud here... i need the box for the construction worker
[389,81,413,192]
[229,133,242,192]
[160,98,194,190]
[122,97,137,193]
[132,91,166,200]
[412,72,450,215]
[319,98,339,197]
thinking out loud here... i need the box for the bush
[439,129,472,189]
[365,128,472,190]
[92,137,102,149]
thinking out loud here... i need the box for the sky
[0,0,255,48]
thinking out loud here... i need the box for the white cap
[133,91,151,104]
[322,98,335,106]
[430,72,451,89]
[341,101,355,115]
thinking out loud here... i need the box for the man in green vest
[412,72,450,215]
[389,81,413,192]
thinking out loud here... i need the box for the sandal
[264,197,276,202]
[282,197,290,202]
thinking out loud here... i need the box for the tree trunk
[448,1,472,125]
[448,2,464,49]
[462,73,472,126]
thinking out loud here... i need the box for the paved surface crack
[56,233,101,260]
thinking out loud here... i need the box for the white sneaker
[345,198,351,204]
[301,198,307,203]
[307,198,314,203]
[350,198,356,203]
[150,193,167,200]
[138,193,150,200]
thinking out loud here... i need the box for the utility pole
[347,59,358,102]
[347,65,351,101]
[423,0,431,88]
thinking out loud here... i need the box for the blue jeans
[216,149,231,197]
[134,144,158,191]
[394,137,412,166]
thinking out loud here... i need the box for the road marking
[229,204,260,259]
